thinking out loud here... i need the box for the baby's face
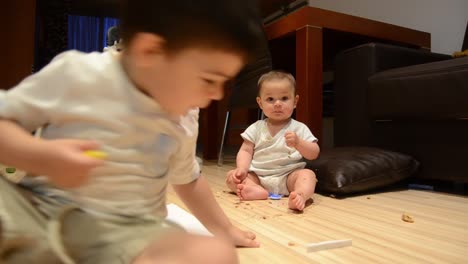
[124,34,244,116]
[257,79,298,123]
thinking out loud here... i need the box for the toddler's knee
[205,237,238,264]
[136,233,238,264]
[177,236,238,264]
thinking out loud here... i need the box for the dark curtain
[34,0,119,71]
[67,16,120,52]
[68,15,101,52]
[34,0,70,72]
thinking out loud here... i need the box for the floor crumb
[402,213,414,223]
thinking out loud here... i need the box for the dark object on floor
[306,147,419,194]
[408,179,467,195]
[408,183,434,191]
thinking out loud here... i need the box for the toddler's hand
[227,225,260,248]
[228,168,248,184]
[34,139,104,188]
[285,131,299,148]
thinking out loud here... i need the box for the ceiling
[68,0,120,17]
[63,0,300,19]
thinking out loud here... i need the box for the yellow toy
[83,150,108,159]
[453,49,468,58]
[0,151,107,183]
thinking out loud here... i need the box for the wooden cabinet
[0,0,36,89]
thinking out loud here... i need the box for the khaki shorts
[0,177,180,264]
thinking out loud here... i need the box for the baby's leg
[133,231,238,264]
[236,173,268,201]
[286,169,317,211]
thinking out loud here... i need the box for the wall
[0,0,36,89]
[308,0,468,54]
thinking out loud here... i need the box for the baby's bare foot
[288,191,306,211]
[237,184,268,200]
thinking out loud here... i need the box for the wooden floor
[167,161,468,264]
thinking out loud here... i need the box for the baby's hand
[227,168,248,184]
[227,225,260,248]
[285,131,299,148]
[35,139,104,188]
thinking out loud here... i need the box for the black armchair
[216,28,272,166]
[334,32,468,183]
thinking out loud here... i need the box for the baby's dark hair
[119,0,265,61]
[257,71,296,96]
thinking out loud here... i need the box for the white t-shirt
[241,119,317,178]
[0,50,200,219]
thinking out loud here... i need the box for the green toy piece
[5,167,16,173]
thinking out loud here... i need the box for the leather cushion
[306,147,419,195]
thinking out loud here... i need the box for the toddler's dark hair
[119,0,265,61]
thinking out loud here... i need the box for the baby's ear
[256,96,262,107]
[294,94,300,107]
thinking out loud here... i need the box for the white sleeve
[240,121,260,144]
[168,109,201,184]
[0,52,76,132]
[297,122,318,143]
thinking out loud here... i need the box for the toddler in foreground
[0,1,264,263]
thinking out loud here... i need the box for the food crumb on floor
[402,213,414,223]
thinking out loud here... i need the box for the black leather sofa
[333,42,468,183]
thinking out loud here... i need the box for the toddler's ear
[128,33,166,68]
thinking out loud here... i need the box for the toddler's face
[257,79,298,123]
[126,34,244,116]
